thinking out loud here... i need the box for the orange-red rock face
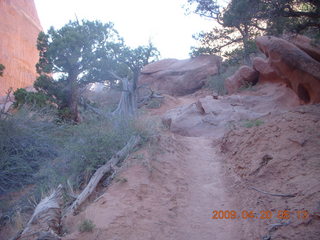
[256,36,320,104]
[139,56,221,96]
[0,0,42,96]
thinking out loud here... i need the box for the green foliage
[0,102,156,195]
[0,64,4,77]
[243,119,264,128]
[145,98,163,109]
[239,81,256,92]
[35,20,159,122]
[59,119,136,188]
[36,112,156,191]
[187,0,263,62]
[0,103,157,232]
[187,0,320,61]
[206,64,239,95]
[0,108,57,193]
[79,219,95,233]
[223,40,257,65]
[13,88,48,108]
[35,20,122,122]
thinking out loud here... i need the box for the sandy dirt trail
[63,95,243,240]
[169,136,241,240]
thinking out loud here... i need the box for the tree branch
[66,135,141,215]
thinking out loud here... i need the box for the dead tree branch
[249,186,296,198]
[66,135,141,215]
[18,185,64,240]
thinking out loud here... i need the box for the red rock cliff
[0,0,42,95]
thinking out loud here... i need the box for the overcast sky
[34,0,215,59]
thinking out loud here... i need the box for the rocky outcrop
[225,66,259,94]
[256,36,320,104]
[163,82,300,137]
[139,55,221,96]
[0,0,42,96]
[284,34,320,62]
[252,57,283,83]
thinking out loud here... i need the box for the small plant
[0,63,5,77]
[206,64,239,95]
[13,88,49,108]
[243,119,264,128]
[115,177,128,183]
[239,81,257,92]
[78,219,95,233]
[132,154,145,160]
[0,107,58,193]
[146,98,163,109]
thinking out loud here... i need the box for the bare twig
[249,186,296,198]
[0,87,13,118]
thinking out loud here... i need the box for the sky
[34,0,215,60]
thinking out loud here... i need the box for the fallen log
[17,185,64,240]
[66,135,141,215]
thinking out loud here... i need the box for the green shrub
[243,119,264,128]
[0,107,58,193]
[0,105,156,234]
[13,88,48,108]
[78,219,95,233]
[0,64,5,77]
[146,98,163,109]
[63,119,135,187]
[36,112,156,190]
[206,64,239,95]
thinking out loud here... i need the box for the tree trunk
[112,71,139,117]
[17,185,64,240]
[67,72,81,123]
[238,25,251,65]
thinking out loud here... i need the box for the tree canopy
[187,0,320,62]
[34,20,159,122]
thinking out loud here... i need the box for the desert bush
[145,98,163,109]
[0,105,156,237]
[78,219,95,233]
[206,64,239,95]
[243,119,264,128]
[61,119,135,188]
[13,88,49,109]
[0,107,58,193]
[36,111,157,190]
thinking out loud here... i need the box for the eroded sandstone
[0,0,42,96]
[139,55,221,96]
[256,36,320,104]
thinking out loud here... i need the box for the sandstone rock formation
[284,34,320,62]
[252,57,283,83]
[225,66,259,94]
[139,55,221,96]
[0,0,42,96]
[256,36,320,104]
[163,82,300,137]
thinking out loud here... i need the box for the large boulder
[284,34,320,62]
[139,55,221,96]
[253,57,284,83]
[0,0,42,96]
[256,36,320,104]
[163,82,299,137]
[225,66,259,94]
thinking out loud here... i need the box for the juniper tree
[187,0,320,62]
[35,20,122,122]
[35,20,159,122]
